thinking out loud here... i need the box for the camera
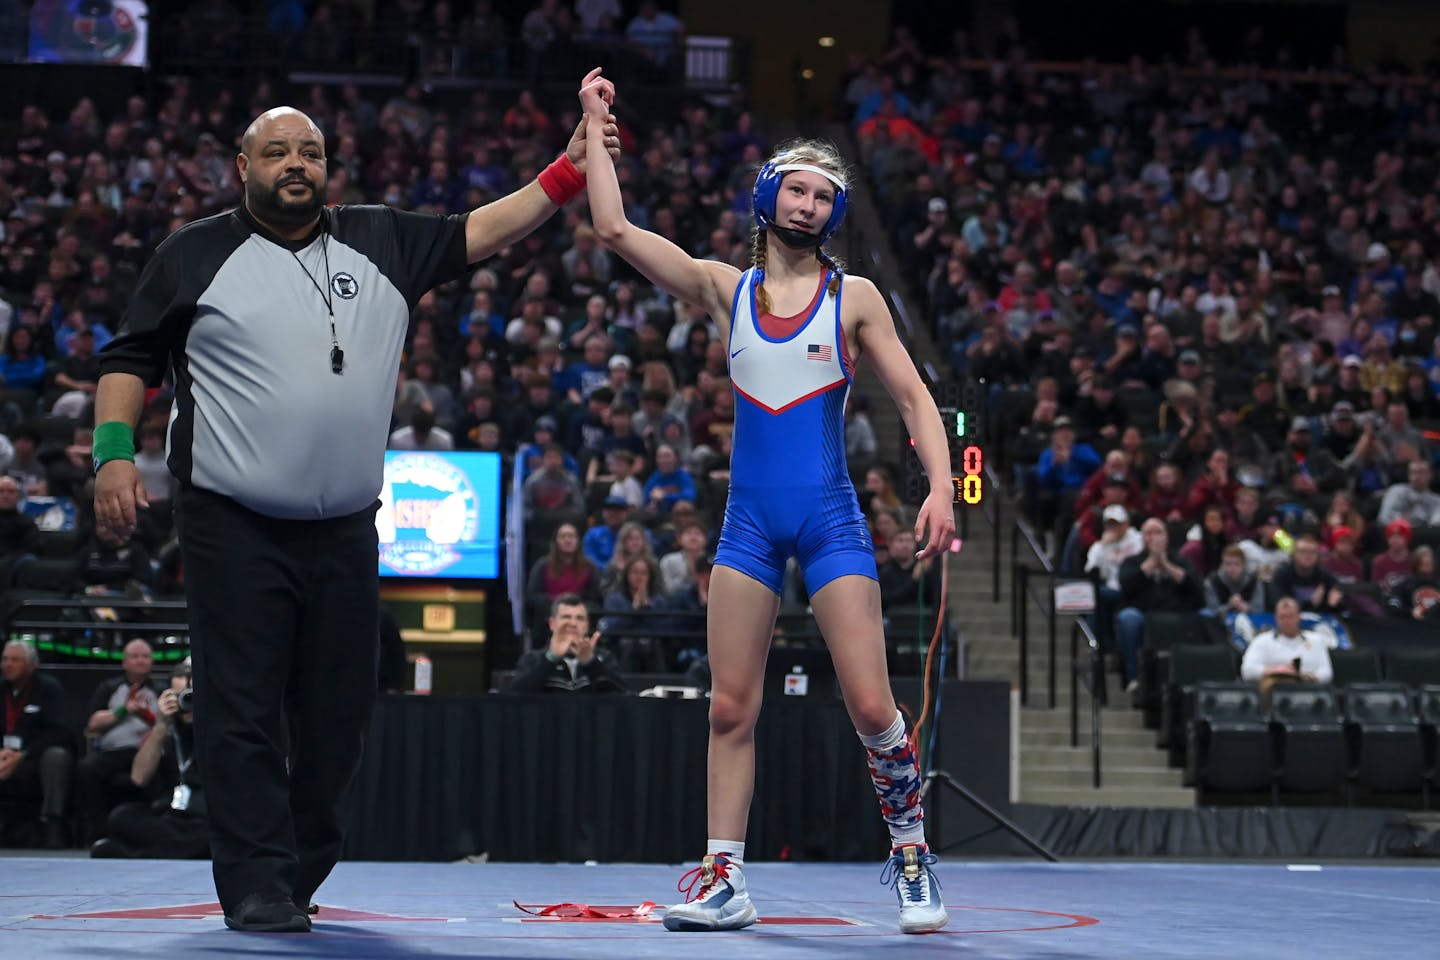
[177,688,194,713]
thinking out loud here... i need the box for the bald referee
[92,76,620,933]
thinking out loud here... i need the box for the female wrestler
[580,70,955,934]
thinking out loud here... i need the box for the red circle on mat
[941,904,1100,934]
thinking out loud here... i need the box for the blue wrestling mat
[4,857,1437,958]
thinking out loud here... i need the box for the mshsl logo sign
[376,453,479,576]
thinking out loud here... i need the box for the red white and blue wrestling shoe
[882,843,948,933]
[663,854,758,931]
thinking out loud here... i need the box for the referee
[92,83,619,933]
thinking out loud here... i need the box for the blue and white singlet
[712,267,877,596]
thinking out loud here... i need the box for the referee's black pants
[178,486,379,915]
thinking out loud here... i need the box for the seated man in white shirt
[1085,504,1143,590]
[1084,504,1143,656]
[1239,597,1334,702]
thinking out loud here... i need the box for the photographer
[89,659,208,859]
[77,638,160,844]
[507,594,627,694]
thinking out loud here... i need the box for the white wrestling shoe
[662,854,758,931]
[882,843,948,934]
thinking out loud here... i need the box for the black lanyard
[290,231,345,375]
[170,723,193,779]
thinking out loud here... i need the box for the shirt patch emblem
[331,272,359,299]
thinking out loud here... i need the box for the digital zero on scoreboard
[947,407,983,505]
[951,445,983,505]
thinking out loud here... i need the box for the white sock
[890,823,927,848]
[706,839,745,866]
[857,711,907,751]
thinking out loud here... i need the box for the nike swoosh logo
[730,347,747,359]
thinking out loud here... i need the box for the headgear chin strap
[752,159,849,246]
[770,225,824,250]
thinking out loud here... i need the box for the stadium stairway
[946,490,1194,810]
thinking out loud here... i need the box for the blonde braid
[750,228,771,316]
[816,246,845,296]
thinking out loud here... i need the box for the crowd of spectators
[0,8,938,689]
[847,22,1440,690]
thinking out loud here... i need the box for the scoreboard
[952,421,983,505]
[902,380,986,505]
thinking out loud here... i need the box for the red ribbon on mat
[513,900,657,920]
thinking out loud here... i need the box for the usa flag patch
[806,343,832,361]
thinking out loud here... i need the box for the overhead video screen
[27,1,149,67]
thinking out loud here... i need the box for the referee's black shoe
[224,893,312,933]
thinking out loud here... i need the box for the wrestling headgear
[752,157,849,249]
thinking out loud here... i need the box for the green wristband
[92,421,136,473]
[114,704,127,720]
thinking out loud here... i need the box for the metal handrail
[9,598,187,613]
[5,596,191,662]
[1009,517,1058,708]
[984,461,1002,602]
[5,596,189,633]
[10,619,191,633]
[1011,521,1105,786]
[1069,617,1105,788]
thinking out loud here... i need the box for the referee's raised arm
[461,67,620,264]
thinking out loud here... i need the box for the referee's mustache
[276,174,316,191]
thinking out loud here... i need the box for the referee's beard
[246,172,326,230]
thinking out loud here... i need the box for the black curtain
[341,694,890,863]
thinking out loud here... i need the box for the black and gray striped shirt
[100,204,468,519]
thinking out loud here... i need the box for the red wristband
[537,153,585,206]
